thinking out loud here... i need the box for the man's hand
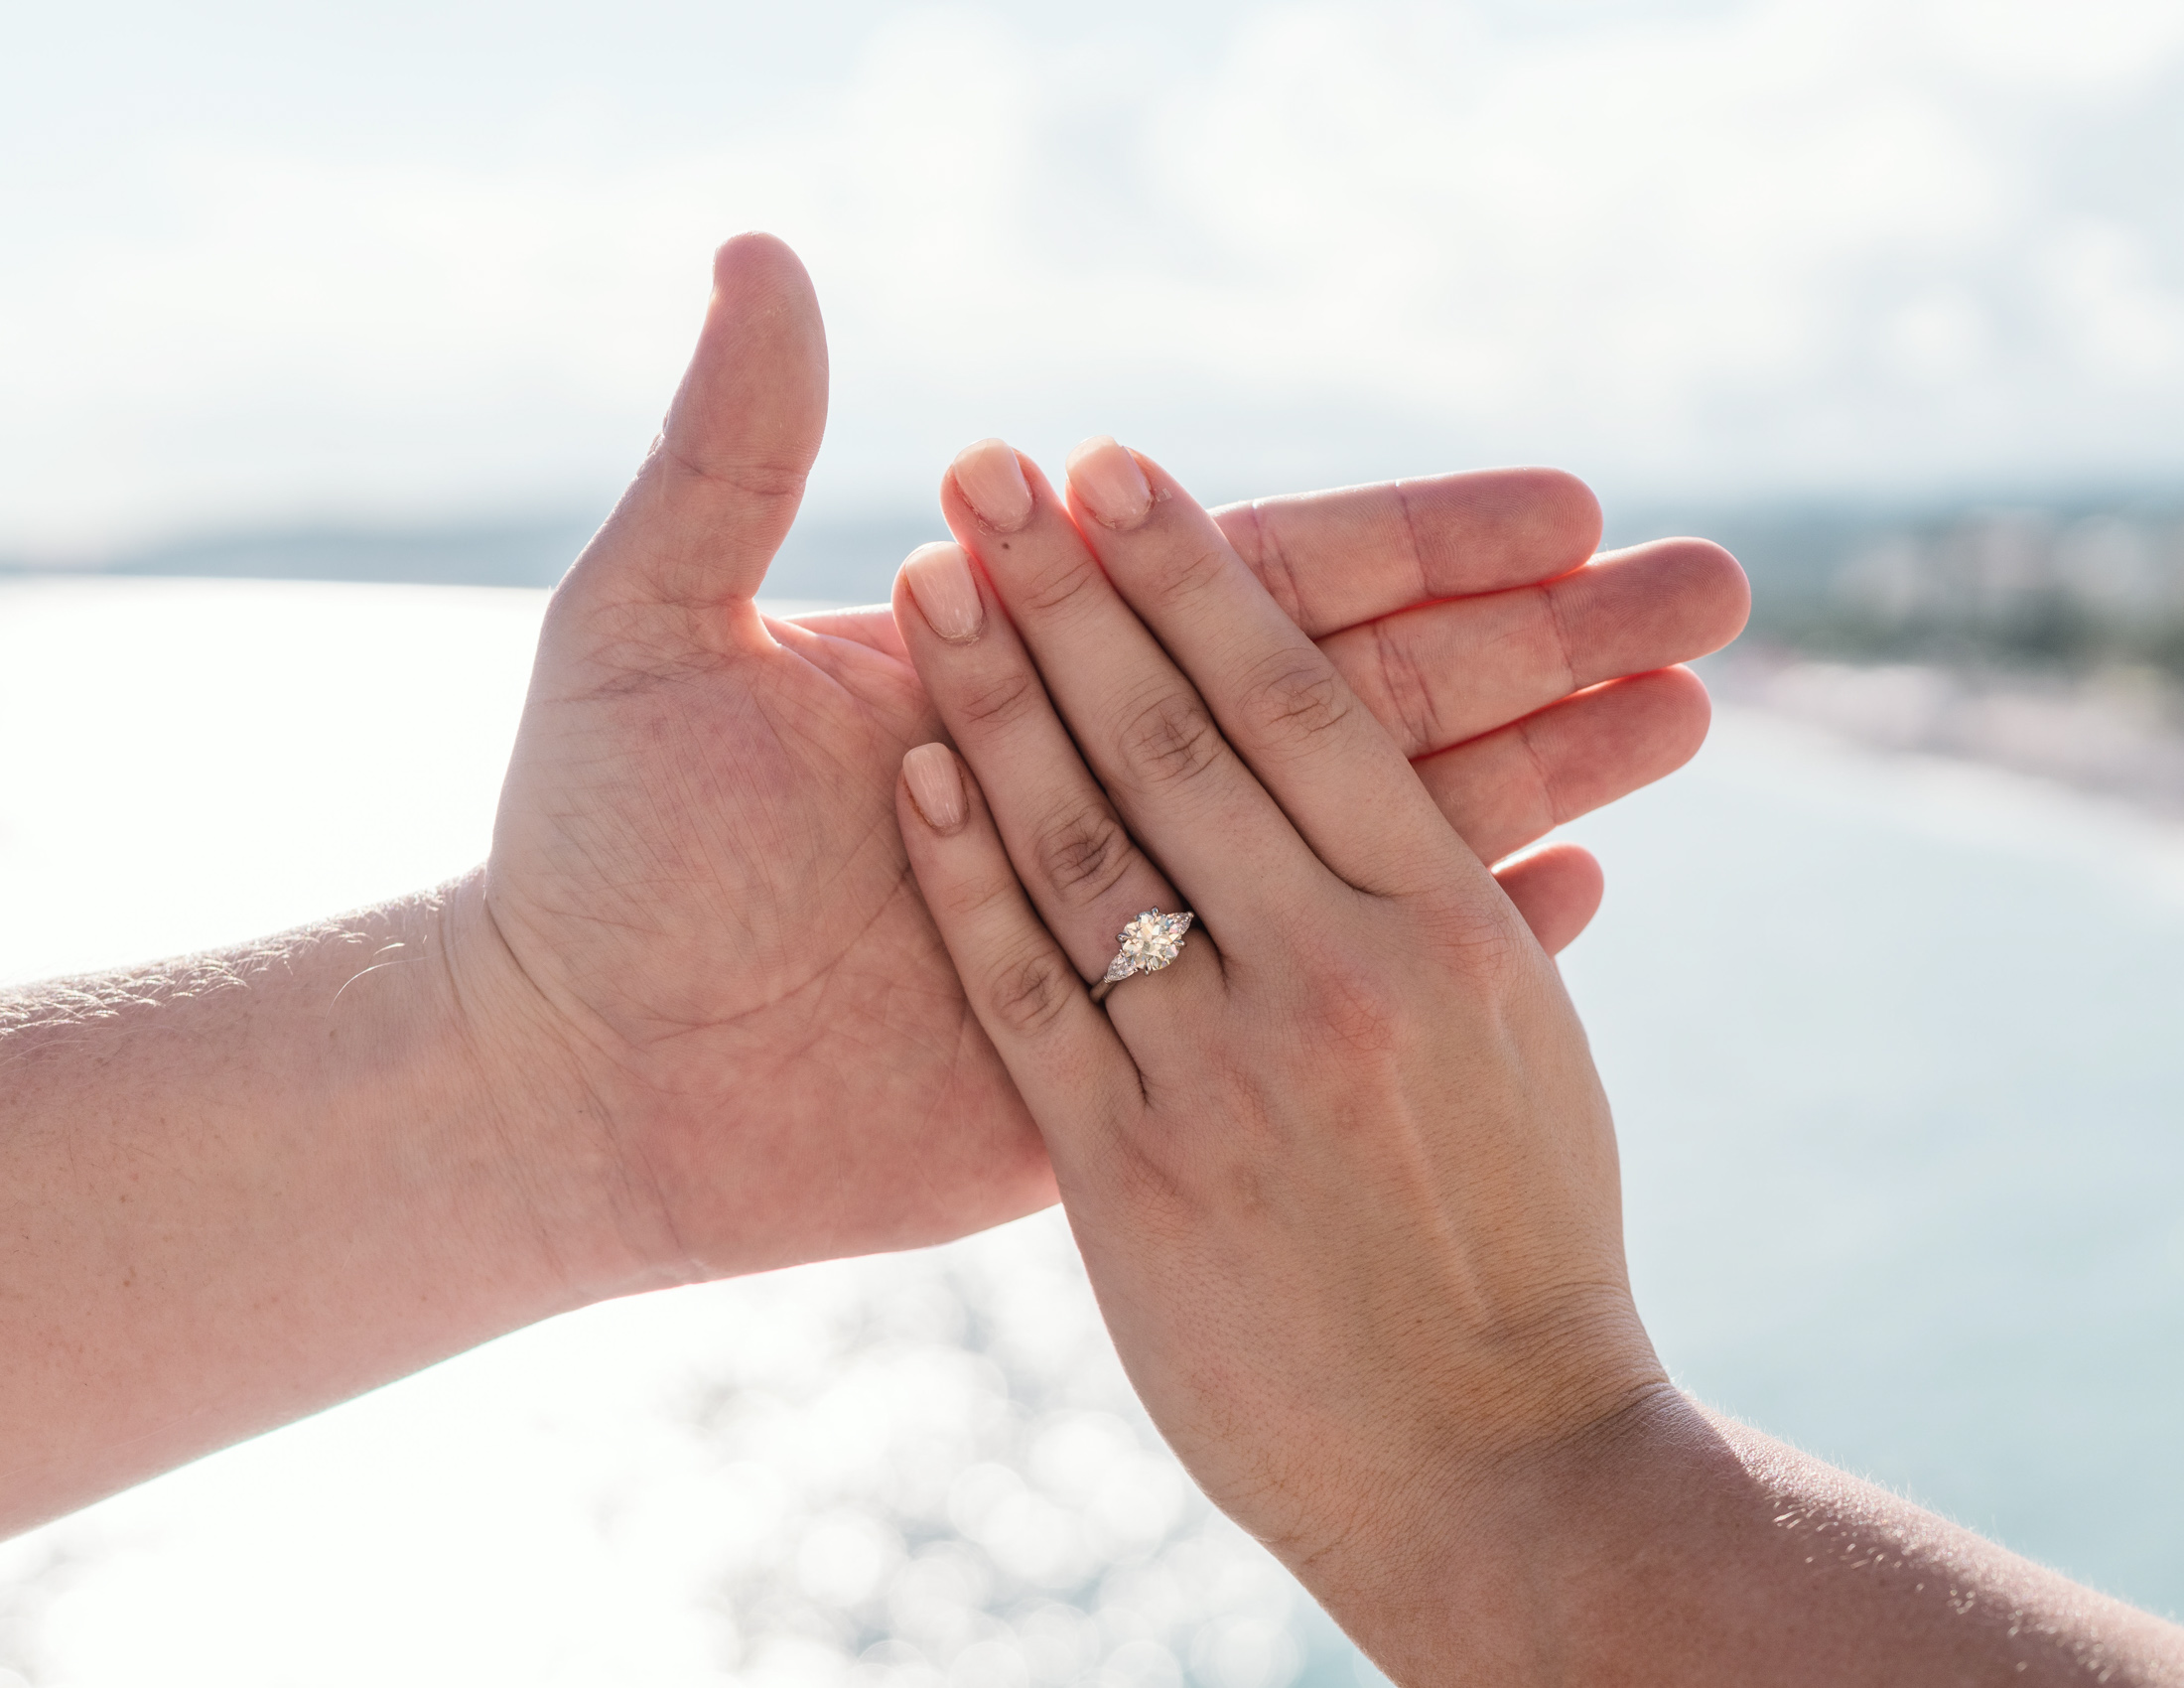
[0,230,1744,1534]
[472,233,1749,1289]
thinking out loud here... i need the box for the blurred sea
[0,576,2180,1686]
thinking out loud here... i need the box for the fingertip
[902,743,968,833]
[711,231,816,302]
[950,439,1035,534]
[1419,665,1721,867]
[1685,538,1753,651]
[1513,467,1604,566]
[1637,665,1714,772]
[1496,841,1604,955]
[899,541,986,643]
[1392,465,1603,592]
[692,230,827,409]
[1544,667,1714,787]
[1065,436,1154,530]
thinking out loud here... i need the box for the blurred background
[3,2,2183,1683]
[11,0,2184,802]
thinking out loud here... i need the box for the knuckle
[1514,715,1570,829]
[1370,618,1445,756]
[1227,503,1309,626]
[1533,579,1579,689]
[1297,951,1412,1059]
[1241,654,1353,755]
[1016,554,1104,619]
[1149,542,1231,607]
[982,943,1081,1041]
[1116,687,1227,790]
[655,440,811,507]
[934,866,1019,929]
[1107,1126,1190,1214]
[715,458,813,505]
[1421,895,1528,989]
[1030,801,1138,903]
[953,666,1040,732]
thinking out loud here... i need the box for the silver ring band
[1088,909,1194,1005]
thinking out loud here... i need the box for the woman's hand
[892,441,2184,1687]
[891,436,1669,1654]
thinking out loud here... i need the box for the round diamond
[1116,910,1189,972]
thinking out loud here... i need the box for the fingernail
[902,541,985,641]
[1066,436,1153,529]
[952,438,1033,532]
[903,743,966,831]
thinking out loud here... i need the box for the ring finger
[892,540,1227,1024]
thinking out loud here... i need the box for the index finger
[1212,468,1603,638]
[1064,438,1482,905]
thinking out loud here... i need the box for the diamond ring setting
[1088,909,1194,1004]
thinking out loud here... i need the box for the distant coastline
[12,493,2184,819]
[1681,491,2184,818]
[1706,647,2184,818]
[0,510,943,605]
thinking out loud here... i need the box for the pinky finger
[897,744,1140,1151]
[1493,842,1604,956]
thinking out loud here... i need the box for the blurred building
[1703,497,2184,813]
[1834,506,2184,649]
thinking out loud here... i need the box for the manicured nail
[952,438,1033,532]
[1066,436,1152,529]
[902,541,985,641]
[903,744,966,831]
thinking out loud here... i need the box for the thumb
[582,232,829,613]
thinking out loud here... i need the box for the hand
[473,234,1747,1289]
[891,443,2184,1688]
[891,431,1663,1605]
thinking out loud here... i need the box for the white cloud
[2,0,2183,550]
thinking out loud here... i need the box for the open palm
[478,236,1747,1283]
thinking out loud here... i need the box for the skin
[0,233,1749,1535]
[893,438,2184,1687]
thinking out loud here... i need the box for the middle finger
[939,440,1330,937]
[1319,536,1747,759]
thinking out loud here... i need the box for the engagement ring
[1088,909,1194,1004]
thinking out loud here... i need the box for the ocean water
[0,578,2179,1684]
[1570,710,2184,1613]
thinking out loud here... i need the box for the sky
[6,0,2184,554]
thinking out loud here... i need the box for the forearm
[1333,1391,2184,1686]
[0,873,632,1535]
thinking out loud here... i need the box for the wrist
[1284,1315,1680,1685]
[424,869,696,1304]
[1317,1383,2184,1687]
